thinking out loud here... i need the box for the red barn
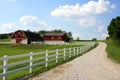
[43,32,69,44]
[11,30,43,44]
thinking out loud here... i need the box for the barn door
[16,39,22,44]
[28,39,31,44]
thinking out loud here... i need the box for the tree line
[107,16,120,41]
[0,29,73,41]
[0,33,12,39]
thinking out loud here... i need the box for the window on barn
[58,37,61,39]
[51,36,54,39]
[45,37,47,39]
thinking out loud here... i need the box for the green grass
[0,42,97,80]
[0,43,83,80]
[0,44,80,57]
[105,39,120,63]
[0,39,10,42]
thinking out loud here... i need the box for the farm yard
[0,41,94,57]
[0,0,120,80]
[0,43,79,57]
[0,41,97,80]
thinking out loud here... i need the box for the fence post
[56,49,58,63]
[3,55,8,80]
[80,46,82,54]
[79,47,80,54]
[74,47,76,56]
[69,48,71,58]
[81,46,83,53]
[29,52,33,73]
[82,46,84,53]
[63,48,66,60]
[46,50,48,68]
[77,47,78,55]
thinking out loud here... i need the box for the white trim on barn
[21,39,28,44]
[44,41,65,45]
[31,41,44,44]
[11,39,16,44]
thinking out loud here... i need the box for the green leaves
[108,16,120,40]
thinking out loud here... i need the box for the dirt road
[29,42,120,80]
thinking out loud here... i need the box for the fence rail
[0,42,96,80]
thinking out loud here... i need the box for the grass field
[105,39,120,63]
[0,39,10,42]
[0,44,80,57]
[0,43,83,80]
[0,42,97,80]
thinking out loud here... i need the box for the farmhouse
[43,32,69,44]
[11,30,43,44]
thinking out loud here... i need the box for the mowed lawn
[0,41,98,80]
[0,43,83,80]
[0,39,10,42]
[0,44,80,57]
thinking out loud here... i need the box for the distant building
[11,30,43,44]
[11,30,69,44]
[43,32,69,44]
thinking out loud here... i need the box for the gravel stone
[29,43,120,80]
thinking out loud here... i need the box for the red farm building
[43,32,69,44]
[11,30,43,44]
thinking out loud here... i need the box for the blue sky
[0,0,120,40]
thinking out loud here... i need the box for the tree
[106,37,109,40]
[67,32,73,40]
[0,33,11,39]
[65,37,70,42]
[37,30,46,35]
[52,29,62,32]
[92,38,97,41]
[76,37,80,41]
[27,29,32,32]
[108,16,120,40]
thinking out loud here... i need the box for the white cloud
[0,15,55,33]
[0,23,16,33]
[20,15,37,26]
[100,34,109,40]
[95,26,104,32]
[78,17,97,27]
[51,0,115,28]
[72,33,81,40]
[91,34,97,38]
[110,4,116,9]
[51,0,115,18]
[19,15,51,30]
[2,23,14,28]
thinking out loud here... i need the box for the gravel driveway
[29,42,120,80]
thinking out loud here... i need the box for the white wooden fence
[0,42,96,80]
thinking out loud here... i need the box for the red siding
[44,36,65,41]
[11,30,27,43]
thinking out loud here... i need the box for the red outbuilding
[11,30,43,44]
[43,32,69,44]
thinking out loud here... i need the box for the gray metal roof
[44,32,66,36]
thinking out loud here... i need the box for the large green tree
[108,16,120,40]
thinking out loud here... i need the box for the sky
[0,0,120,40]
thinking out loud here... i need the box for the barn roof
[11,30,43,41]
[44,32,66,36]
[23,31,43,41]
